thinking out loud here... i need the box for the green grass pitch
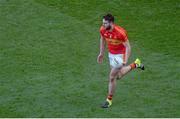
[0,0,180,117]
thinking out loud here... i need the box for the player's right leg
[101,67,119,108]
[101,53,123,108]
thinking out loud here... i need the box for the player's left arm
[123,39,131,65]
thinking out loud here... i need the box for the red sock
[107,94,113,100]
[130,63,136,69]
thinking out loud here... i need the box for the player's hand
[97,53,104,64]
[123,59,128,66]
[122,62,127,66]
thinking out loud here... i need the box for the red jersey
[100,24,128,54]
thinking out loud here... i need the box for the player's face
[103,19,112,30]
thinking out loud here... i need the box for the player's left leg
[118,58,145,79]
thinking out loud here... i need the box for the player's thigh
[108,53,123,69]
[109,68,119,81]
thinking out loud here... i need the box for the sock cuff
[130,63,136,69]
[107,94,113,100]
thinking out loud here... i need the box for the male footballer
[97,13,144,108]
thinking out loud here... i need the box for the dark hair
[103,13,114,22]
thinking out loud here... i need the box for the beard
[105,25,111,30]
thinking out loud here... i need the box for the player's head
[102,13,114,30]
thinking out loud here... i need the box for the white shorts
[108,53,125,69]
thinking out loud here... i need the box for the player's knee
[109,75,116,82]
[109,78,115,82]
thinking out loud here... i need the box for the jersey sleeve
[116,26,128,42]
[122,29,128,41]
[99,26,105,38]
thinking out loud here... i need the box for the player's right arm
[97,35,106,64]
